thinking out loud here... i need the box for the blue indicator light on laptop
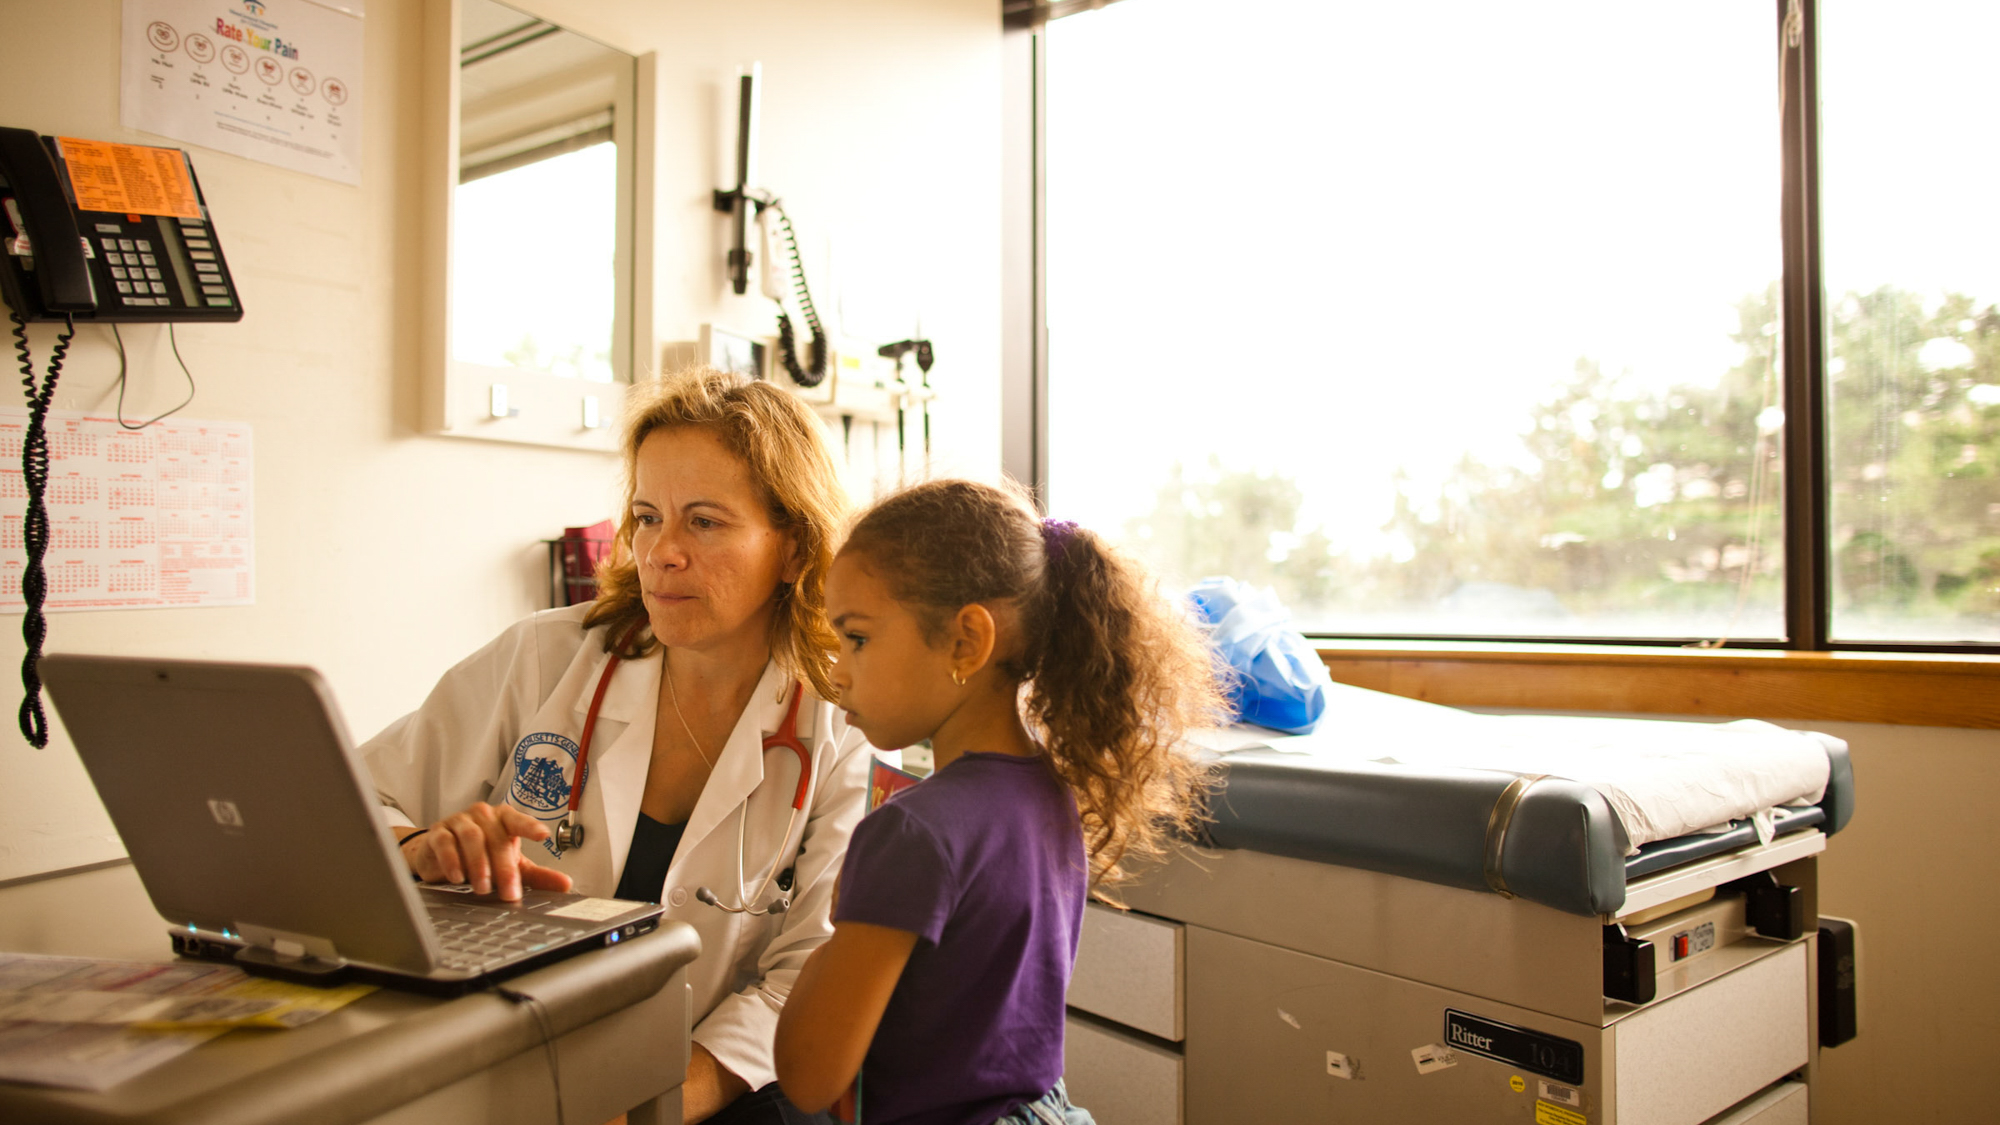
[609,932,620,943]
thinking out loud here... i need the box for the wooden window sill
[1314,641,2000,729]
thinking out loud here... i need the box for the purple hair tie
[1041,518,1077,554]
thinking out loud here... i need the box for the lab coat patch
[510,732,586,853]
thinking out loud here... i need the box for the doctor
[362,368,870,1125]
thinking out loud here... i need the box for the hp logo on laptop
[207,799,245,830]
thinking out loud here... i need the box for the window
[1820,0,2000,643]
[453,135,619,383]
[1031,0,1998,649]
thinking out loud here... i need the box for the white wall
[0,0,1001,883]
[1788,719,2000,1125]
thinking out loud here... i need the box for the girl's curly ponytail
[841,481,1227,887]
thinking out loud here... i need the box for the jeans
[992,1079,1095,1125]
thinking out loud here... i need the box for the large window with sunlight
[1820,1,2000,643]
[1043,0,1997,649]
[1046,0,1786,641]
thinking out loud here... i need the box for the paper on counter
[197,973,376,1030]
[0,1020,224,1092]
[0,954,376,1091]
[0,989,283,1026]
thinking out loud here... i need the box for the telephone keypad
[44,177,239,322]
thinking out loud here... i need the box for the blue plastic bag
[1188,578,1332,735]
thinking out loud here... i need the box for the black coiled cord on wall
[10,310,72,748]
[761,201,828,388]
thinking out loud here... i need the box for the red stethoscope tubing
[567,640,812,823]
[568,648,623,819]
[763,682,813,812]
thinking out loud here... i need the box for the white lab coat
[359,603,872,1092]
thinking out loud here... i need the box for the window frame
[1005,0,2000,656]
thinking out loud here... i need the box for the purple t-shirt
[833,752,1087,1125]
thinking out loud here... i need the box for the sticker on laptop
[547,898,637,922]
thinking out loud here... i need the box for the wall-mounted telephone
[0,127,243,325]
[0,127,242,749]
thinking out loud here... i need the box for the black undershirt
[613,812,687,904]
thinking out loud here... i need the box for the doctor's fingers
[495,803,552,842]
[473,803,558,899]
[518,855,574,893]
[481,806,560,899]
[433,803,520,896]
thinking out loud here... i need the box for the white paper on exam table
[1208,681,1833,853]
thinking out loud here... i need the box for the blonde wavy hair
[839,478,1229,889]
[585,368,848,702]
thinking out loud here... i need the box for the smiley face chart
[120,0,363,186]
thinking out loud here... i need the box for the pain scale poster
[121,0,364,186]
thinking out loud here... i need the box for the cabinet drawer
[1065,1013,1182,1125]
[1706,1081,1807,1125]
[1613,943,1810,1125]
[1068,902,1182,1041]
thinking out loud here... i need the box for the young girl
[774,479,1226,1125]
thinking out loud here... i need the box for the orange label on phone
[53,138,202,219]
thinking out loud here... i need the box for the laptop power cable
[496,985,566,1125]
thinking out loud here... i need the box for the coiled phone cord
[760,200,828,388]
[10,310,73,748]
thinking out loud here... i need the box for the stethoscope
[551,638,820,918]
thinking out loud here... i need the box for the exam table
[1062,688,1856,1125]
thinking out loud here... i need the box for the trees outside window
[1044,0,2000,647]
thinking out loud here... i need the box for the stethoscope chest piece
[554,818,584,854]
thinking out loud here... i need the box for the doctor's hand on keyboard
[397,802,574,901]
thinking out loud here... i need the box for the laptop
[41,653,664,994]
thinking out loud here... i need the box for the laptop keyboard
[426,903,581,972]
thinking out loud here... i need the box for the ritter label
[1443,1009,1585,1086]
